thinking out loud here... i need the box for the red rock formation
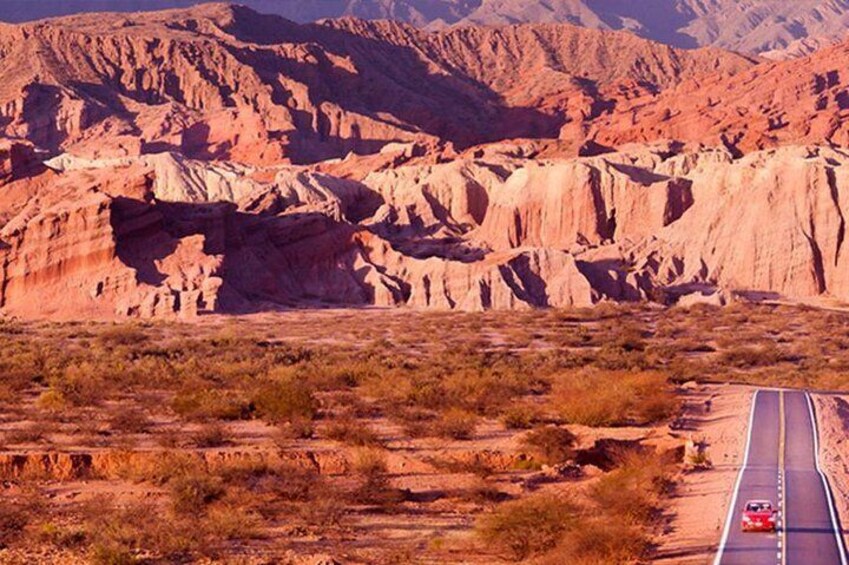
[0,4,754,165]
[589,40,849,156]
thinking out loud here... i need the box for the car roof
[745,499,772,504]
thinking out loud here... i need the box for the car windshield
[746,502,771,512]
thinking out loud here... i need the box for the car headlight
[742,515,752,523]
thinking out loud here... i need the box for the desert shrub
[109,408,152,434]
[552,370,678,426]
[325,418,382,446]
[454,483,510,504]
[253,376,316,424]
[322,390,378,418]
[171,389,251,422]
[589,450,671,526]
[215,460,324,523]
[426,456,495,478]
[170,472,225,515]
[352,448,388,476]
[50,362,109,406]
[97,326,149,348]
[477,494,577,561]
[720,343,785,368]
[35,388,68,413]
[591,343,654,370]
[193,423,230,448]
[521,426,577,466]
[204,505,263,540]
[545,519,650,565]
[84,501,199,563]
[297,484,346,527]
[90,544,138,565]
[299,361,375,391]
[38,522,87,547]
[501,405,540,429]
[389,406,436,438]
[442,368,539,415]
[351,448,402,505]
[436,408,477,440]
[129,452,205,485]
[274,417,315,441]
[4,420,55,445]
[687,449,713,468]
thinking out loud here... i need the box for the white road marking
[804,392,849,565]
[779,392,786,565]
[713,390,760,565]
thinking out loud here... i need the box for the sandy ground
[813,393,849,550]
[654,384,754,564]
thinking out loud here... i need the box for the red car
[741,500,777,532]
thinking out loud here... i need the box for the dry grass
[552,370,679,426]
[521,426,577,466]
[1,302,846,562]
[478,448,672,563]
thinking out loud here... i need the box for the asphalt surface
[715,390,847,565]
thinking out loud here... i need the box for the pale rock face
[473,158,693,250]
[645,146,849,301]
[363,159,513,236]
[46,152,259,203]
[6,142,849,318]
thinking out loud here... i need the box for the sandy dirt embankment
[813,393,849,550]
[655,385,754,564]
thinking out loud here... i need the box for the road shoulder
[813,393,849,551]
[654,384,754,564]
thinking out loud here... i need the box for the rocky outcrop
[8,140,849,317]
[0,141,42,184]
[473,158,693,250]
[638,146,849,301]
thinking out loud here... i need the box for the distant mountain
[2,1,849,57]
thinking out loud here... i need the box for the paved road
[715,390,848,565]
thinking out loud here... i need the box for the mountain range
[3,3,849,318]
[3,0,849,58]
